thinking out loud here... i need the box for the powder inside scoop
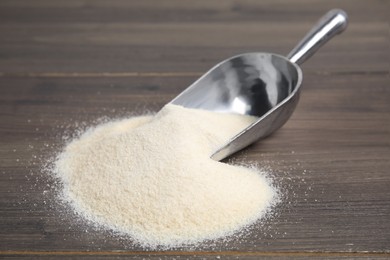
[55,104,277,247]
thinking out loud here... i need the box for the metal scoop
[170,9,348,161]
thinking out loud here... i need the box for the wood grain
[0,0,389,259]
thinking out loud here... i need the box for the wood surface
[0,0,389,259]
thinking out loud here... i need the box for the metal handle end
[287,9,349,65]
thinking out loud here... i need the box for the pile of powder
[55,104,277,247]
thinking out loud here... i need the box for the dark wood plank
[0,0,388,74]
[0,0,389,258]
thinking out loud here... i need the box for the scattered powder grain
[55,104,277,247]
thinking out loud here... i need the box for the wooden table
[1,0,389,258]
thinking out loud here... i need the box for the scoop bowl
[170,9,348,160]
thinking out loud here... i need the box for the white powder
[55,104,277,247]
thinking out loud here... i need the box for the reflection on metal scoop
[170,9,348,161]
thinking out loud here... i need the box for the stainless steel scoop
[170,9,348,161]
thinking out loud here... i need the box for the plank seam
[1,251,389,257]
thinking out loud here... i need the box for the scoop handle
[287,9,348,65]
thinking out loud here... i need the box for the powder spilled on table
[54,104,278,247]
